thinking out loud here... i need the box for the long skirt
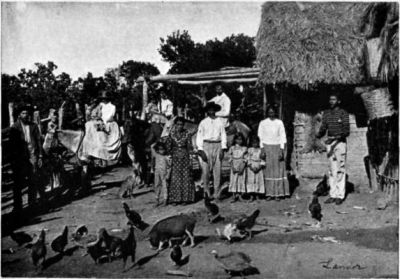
[262,144,289,197]
[246,168,265,194]
[168,149,195,203]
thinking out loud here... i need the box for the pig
[148,214,196,250]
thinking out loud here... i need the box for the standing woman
[258,105,289,201]
[165,117,196,205]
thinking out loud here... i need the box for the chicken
[204,196,220,222]
[87,239,109,264]
[72,225,88,241]
[10,231,33,246]
[211,250,256,276]
[233,209,260,239]
[51,226,68,254]
[31,229,47,268]
[313,175,329,196]
[121,226,136,270]
[170,244,182,266]
[99,228,123,258]
[308,195,322,222]
[216,223,237,242]
[122,202,149,231]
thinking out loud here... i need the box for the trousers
[327,141,347,199]
[154,169,168,202]
[199,142,222,197]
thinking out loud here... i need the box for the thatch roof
[256,2,368,89]
[360,2,399,82]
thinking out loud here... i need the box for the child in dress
[152,141,171,207]
[228,133,248,203]
[246,136,265,202]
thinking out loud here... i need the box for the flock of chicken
[9,178,327,277]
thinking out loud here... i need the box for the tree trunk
[263,87,267,118]
[8,102,14,127]
[33,110,42,135]
[59,101,65,129]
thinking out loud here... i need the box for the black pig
[148,214,196,250]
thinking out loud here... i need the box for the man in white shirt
[159,90,174,119]
[209,84,231,127]
[196,102,227,200]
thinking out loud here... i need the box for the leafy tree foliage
[159,30,256,74]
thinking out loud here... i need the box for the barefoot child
[228,133,247,203]
[246,136,265,202]
[152,141,171,207]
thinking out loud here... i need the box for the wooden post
[59,101,66,129]
[262,86,267,118]
[8,102,14,127]
[279,91,283,121]
[141,79,148,120]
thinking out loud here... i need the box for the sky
[1,1,263,79]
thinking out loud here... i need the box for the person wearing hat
[209,84,231,127]
[9,104,45,219]
[196,102,227,200]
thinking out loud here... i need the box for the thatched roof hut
[256,2,368,89]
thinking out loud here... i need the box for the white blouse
[257,118,287,149]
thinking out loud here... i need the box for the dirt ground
[1,166,399,278]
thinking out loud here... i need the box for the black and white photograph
[1,1,399,278]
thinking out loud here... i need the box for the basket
[359,87,395,121]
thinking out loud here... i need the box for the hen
[121,226,136,270]
[204,195,220,223]
[211,250,257,276]
[31,229,47,269]
[51,226,68,254]
[99,228,123,258]
[10,231,33,246]
[170,244,182,266]
[233,209,260,239]
[308,195,322,223]
[122,202,149,231]
[313,175,329,196]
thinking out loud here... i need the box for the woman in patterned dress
[228,133,248,203]
[165,117,195,205]
[246,136,265,202]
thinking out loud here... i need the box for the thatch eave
[256,2,368,89]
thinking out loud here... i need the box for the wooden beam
[151,68,260,82]
[177,77,257,85]
[140,80,148,120]
[8,102,14,127]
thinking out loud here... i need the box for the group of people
[148,89,350,208]
[7,80,350,223]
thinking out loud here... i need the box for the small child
[228,133,248,203]
[152,141,171,207]
[246,136,265,202]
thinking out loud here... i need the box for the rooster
[308,195,322,224]
[121,226,136,270]
[51,226,68,254]
[31,229,47,269]
[122,202,149,231]
[233,209,260,239]
[216,223,237,243]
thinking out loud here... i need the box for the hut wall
[292,113,369,190]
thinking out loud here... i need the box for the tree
[159,30,256,74]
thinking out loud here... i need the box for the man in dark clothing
[9,105,45,218]
[316,93,350,205]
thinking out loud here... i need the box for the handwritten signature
[319,258,367,270]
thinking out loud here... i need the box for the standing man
[159,89,174,120]
[316,93,350,205]
[196,102,227,200]
[9,105,44,218]
[209,84,231,127]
